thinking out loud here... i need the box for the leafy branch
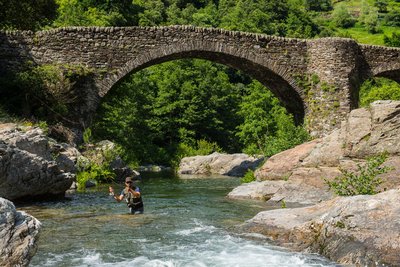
[325,153,392,196]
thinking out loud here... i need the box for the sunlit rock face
[0,123,75,201]
[0,197,41,267]
[240,188,400,266]
[178,152,264,177]
[231,101,400,205]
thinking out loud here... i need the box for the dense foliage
[0,0,57,30]
[0,0,399,167]
[359,77,400,107]
[0,64,92,124]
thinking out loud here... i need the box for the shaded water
[22,172,338,267]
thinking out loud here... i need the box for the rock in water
[178,152,263,177]
[0,197,41,267]
[240,188,400,266]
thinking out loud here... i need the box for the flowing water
[21,172,339,267]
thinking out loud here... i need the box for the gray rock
[0,124,75,200]
[50,142,81,173]
[228,175,335,205]
[178,152,264,177]
[0,197,41,267]
[137,165,171,172]
[227,180,286,200]
[240,188,400,266]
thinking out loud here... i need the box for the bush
[359,77,400,107]
[332,4,355,28]
[75,143,123,190]
[325,153,391,196]
[374,0,388,13]
[304,0,333,11]
[76,162,116,191]
[0,63,92,122]
[364,9,381,33]
[384,32,400,47]
[241,169,256,183]
[172,139,222,168]
[383,9,400,27]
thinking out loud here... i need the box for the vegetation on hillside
[0,0,399,167]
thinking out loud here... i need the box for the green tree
[304,0,332,12]
[359,77,400,107]
[136,0,166,26]
[94,59,244,165]
[374,0,388,13]
[359,0,371,25]
[236,81,280,154]
[364,8,380,33]
[219,0,289,35]
[0,0,57,30]
[54,0,141,27]
[285,9,319,38]
[384,32,400,47]
[236,81,309,156]
[383,9,400,27]
[332,3,355,28]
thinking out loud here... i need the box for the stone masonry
[0,26,399,136]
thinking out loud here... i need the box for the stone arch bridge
[0,26,399,137]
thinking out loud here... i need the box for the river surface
[21,172,339,267]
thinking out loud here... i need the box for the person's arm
[109,186,124,202]
[127,186,141,198]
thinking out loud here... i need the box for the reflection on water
[21,172,338,267]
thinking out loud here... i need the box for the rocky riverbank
[0,197,41,267]
[238,188,400,266]
[229,100,400,205]
[230,100,400,266]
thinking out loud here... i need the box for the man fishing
[109,176,144,214]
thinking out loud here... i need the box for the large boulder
[0,197,41,267]
[234,101,400,205]
[239,188,400,266]
[178,152,264,177]
[0,124,76,200]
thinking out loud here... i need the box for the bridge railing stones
[0,26,399,138]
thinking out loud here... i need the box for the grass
[337,25,400,45]
[314,0,400,46]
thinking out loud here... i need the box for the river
[21,172,339,267]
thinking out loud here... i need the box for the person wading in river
[109,177,144,214]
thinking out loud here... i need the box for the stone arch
[97,43,306,124]
[374,68,400,84]
[360,45,400,85]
